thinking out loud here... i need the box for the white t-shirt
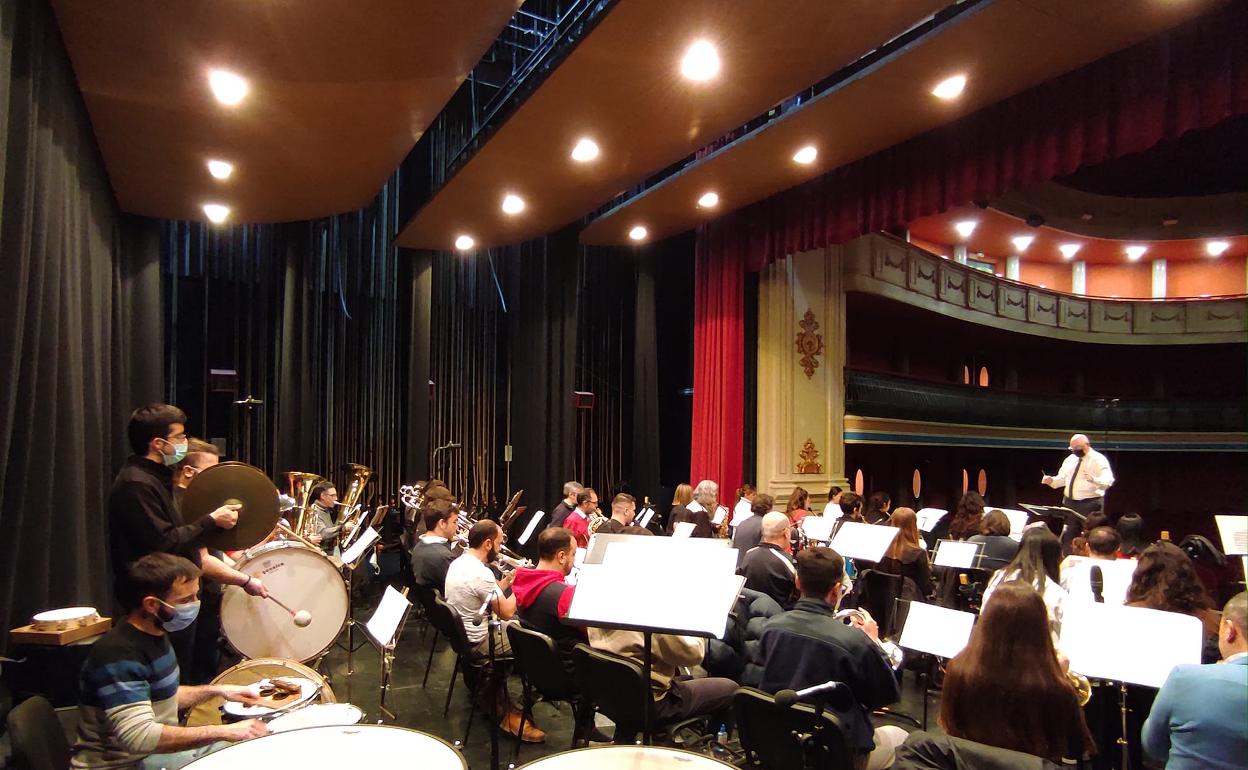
[983,568,1069,627]
[733,497,755,524]
[444,552,498,644]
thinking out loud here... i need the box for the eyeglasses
[163,432,188,442]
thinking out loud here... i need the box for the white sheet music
[1215,514,1248,556]
[340,526,379,566]
[829,521,899,562]
[712,506,729,526]
[672,521,696,538]
[518,509,545,546]
[364,585,412,648]
[637,507,656,529]
[1060,603,1202,687]
[801,516,835,542]
[915,508,948,533]
[933,540,981,568]
[898,602,976,659]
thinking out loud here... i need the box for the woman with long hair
[1116,513,1148,558]
[785,486,811,524]
[1126,541,1219,638]
[665,483,694,534]
[731,483,757,527]
[863,491,892,524]
[878,507,933,599]
[940,581,1095,762]
[947,491,985,540]
[982,525,1067,625]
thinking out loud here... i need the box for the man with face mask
[1042,433,1115,552]
[71,553,268,770]
[109,406,267,682]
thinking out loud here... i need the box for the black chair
[425,594,504,745]
[506,624,589,761]
[414,586,443,688]
[853,569,905,638]
[570,643,710,747]
[6,696,70,770]
[732,687,855,770]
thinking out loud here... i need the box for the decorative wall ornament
[796,438,823,474]
[795,309,824,379]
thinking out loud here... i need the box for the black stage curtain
[161,176,407,502]
[0,0,162,645]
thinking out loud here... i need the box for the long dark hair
[1001,526,1061,592]
[948,492,985,540]
[940,582,1095,761]
[864,491,891,519]
[785,486,809,517]
[1116,513,1148,557]
[1126,541,1213,615]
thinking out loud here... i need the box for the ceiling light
[792,145,818,165]
[697,191,719,209]
[207,69,249,106]
[954,220,977,239]
[931,74,967,100]
[680,40,720,81]
[628,225,648,242]
[206,160,233,180]
[1059,243,1081,260]
[501,194,525,215]
[571,138,600,163]
[1206,240,1230,257]
[202,204,230,224]
[454,234,475,251]
[1125,245,1147,262]
[1011,235,1034,252]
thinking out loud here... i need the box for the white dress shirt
[1045,448,1114,501]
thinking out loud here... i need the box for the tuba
[288,471,328,542]
[335,463,373,547]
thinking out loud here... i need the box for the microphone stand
[485,595,501,770]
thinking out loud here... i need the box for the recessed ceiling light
[680,40,720,81]
[206,160,234,180]
[202,203,230,224]
[792,145,817,165]
[1206,240,1230,257]
[1125,245,1147,262]
[931,74,967,100]
[1059,243,1082,260]
[501,194,525,215]
[208,69,249,106]
[454,234,475,251]
[954,220,977,239]
[571,138,600,163]
[697,191,719,209]
[628,225,648,242]
[1011,235,1035,252]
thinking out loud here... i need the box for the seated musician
[747,547,906,770]
[513,528,582,659]
[940,581,1095,764]
[444,520,544,742]
[562,488,598,548]
[1060,526,1129,604]
[862,491,891,525]
[308,481,354,555]
[1125,541,1221,659]
[732,493,773,565]
[71,554,267,770]
[784,487,812,525]
[410,500,458,592]
[967,509,1020,571]
[667,479,718,538]
[876,508,933,601]
[738,512,797,608]
[546,481,583,531]
[982,526,1067,625]
[597,493,651,535]
[821,485,843,517]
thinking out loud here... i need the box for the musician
[1042,433,1115,552]
[876,508,933,601]
[444,519,543,742]
[747,546,906,770]
[546,481,583,530]
[1125,541,1221,650]
[862,492,891,525]
[409,501,458,592]
[71,554,268,770]
[738,512,797,608]
[1143,591,1248,770]
[308,481,354,555]
[967,509,1020,571]
[668,479,717,538]
[732,494,773,565]
[784,487,812,525]
[731,484,756,531]
[562,488,598,548]
[982,526,1067,625]
[512,528,582,661]
[1060,526,1129,605]
[940,581,1094,764]
[108,405,266,682]
[821,485,843,517]
[597,493,650,535]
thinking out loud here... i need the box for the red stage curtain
[689,221,746,496]
[691,2,1248,484]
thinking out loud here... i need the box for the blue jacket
[1141,654,1248,770]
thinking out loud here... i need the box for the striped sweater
[71,622,180,769]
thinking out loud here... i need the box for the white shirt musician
[1042,434,1114,552]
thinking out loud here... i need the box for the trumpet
[835,608,905,670]
[1067,671,1092,707]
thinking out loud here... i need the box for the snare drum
[268,703,364,733]
[186,658,335,727]
[221,541,349,661]
[183,725,465,770]
[519,746,735,770]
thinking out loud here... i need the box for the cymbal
[182,461,281,550]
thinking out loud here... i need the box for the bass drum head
[268,703,364,733]
[183,725,466,770]
[221,542,349,662]
[187,658,335,727]
[519,746,736,770]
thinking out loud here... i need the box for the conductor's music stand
[1020,503,1084,538]
[363,585,414,720]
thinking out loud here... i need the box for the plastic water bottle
[713,724,730,757]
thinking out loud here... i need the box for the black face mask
[1070,448,1086,458]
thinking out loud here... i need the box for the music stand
[829,521,898,564]
[894,601,977,729]
[1020,503,1084,537]
[1215,514,1248,585]
[336,526,381,675]
[931,540,985,570]
[564,538,745,743]
[363,585,413,720]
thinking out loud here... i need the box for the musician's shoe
[500,711,546,743]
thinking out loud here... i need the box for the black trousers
[1060,496,1104,553]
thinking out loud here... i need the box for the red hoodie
[512,567,576,616]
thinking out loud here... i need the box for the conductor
[1042,433,1114,552]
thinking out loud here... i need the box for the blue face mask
[159,438,189,466]
[156,599,201,632]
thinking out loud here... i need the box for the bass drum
[186,658,335,727]
[221,541,349,662]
